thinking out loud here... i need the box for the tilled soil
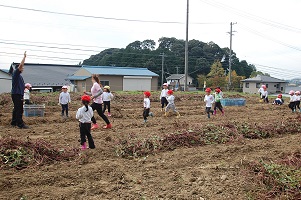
[0,92,300,200]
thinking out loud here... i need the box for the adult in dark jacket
[10,51,29,129]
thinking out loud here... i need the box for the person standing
[160,83,169,111]
[84,74,112,130]
[213,88,224,115]
[59,85,71,117]
[143,91,154,123]
[204,88,214,119]
[165,90,180,118]
[102,85,114,117]
[10,51,29,129]
[76,95,95,150]
[24,83,32,104]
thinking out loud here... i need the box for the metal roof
[166,74,192,80]
[11,63,81,86]
[82,65,159,77]
[241,75,287,83]
[66,75,90,80]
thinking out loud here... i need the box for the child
[272,94,283,105]
[288,90,296,112]
[165,90,180,118]
[143,91,153,123]
[260,85,269,103]
[258,85,264,99]
[160,83,169,111]
[295,91,300,112]
[204,88,214,118]
[216,86,223,98]
[213,88,224,115]
[76,95,95,150]
[59,85,71,117]
[24,83,32,104]
[102,85,114,116]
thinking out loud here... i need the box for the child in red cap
[204,88,214,118]
[76,95,95,150]
[213,88,224,115]
[143,91,154,123]
[165,90,180,118]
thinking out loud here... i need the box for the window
[276,84,280,88]
[266,84,268,88]
[245,83,249,88]
[82,82,85,90]
[100,80,110,86]
[256,83,260,88]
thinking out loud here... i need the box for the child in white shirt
[59,85,71,117]
[165,90,180,118]
[102,85,114,116]
[204,88,214,118]
[24,83,32,104]
[288,90,296,112]
[294,91,300,112]
[160,83,169,111]
[143,91,153,123]
[260,85,269,103]
[76,95,95,150]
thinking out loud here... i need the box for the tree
[250,71,270,77]
[226,70,245,90]
[206,61,226,88]
[141,39,156,50]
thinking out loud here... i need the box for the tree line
[82,37,257,89]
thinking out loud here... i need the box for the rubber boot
[81,142,87,150]
[213,110,216,115]
[221,110,224,116]
[164,112,168,117]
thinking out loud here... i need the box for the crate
[23,104,45,117]
[220,98,246,106]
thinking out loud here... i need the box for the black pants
[103,101,111,113]
[11,94,25,127]
[295,101,300,110]
[24,99,32,104]
[214,102,223,111]
[289,102,296,111]
[205,107,213,118]
[262,96,269,103]
[91,102,110,125]
[61,104,69,116]
[79,123,95,149]
[161,97,168,108]
[143,108,150,120]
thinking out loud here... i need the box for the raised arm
[18,51,27,71]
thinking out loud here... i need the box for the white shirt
[144,98,150,109]
[91,82,103,104]
[167,95,175,104]
[261,90,268,98]
[160,89,168,99]
[24,88,30,100]
[76,105,93,123]
[290,95,297,102]
[102,92,114,101]
[295,95,300,101]
[59,92,71,105]
[275,97,283,103]
[204,94,214,107]
[258,87,264,93]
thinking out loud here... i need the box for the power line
[199,0,301,33]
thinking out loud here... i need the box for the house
[67,65,159,92]
[9,63,81,91]
[166,74,193,91]
[241,75,287,94]
[0,69,12,93]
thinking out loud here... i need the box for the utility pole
[184,0,189,91]
[159,53,166,85]
[228,22,236,90]
[175,66,179,74]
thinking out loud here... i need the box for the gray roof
[0,69,9,74]
[11,63,81,86]
[166,74,191,80]
[66,75,90,80]
[81,65,159,77]
[242,75,287,83]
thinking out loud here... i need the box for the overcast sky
[0,0,300,79]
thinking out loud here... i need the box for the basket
[220,98,246,106]
[23,104,45,117]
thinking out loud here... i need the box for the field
[0,91,301,200]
